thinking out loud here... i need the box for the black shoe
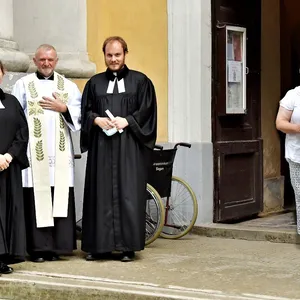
[86,253,96,261]
[31,256,45,263]
[86,252,112,261]
[121,251,135,262]
[0,262,13,274]
[44,253,60,261]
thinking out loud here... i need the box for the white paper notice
[228,61,242,83]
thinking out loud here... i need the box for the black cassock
[0,89,29,262]
[23,187,77,255]
[80,65,157,253]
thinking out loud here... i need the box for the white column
[168,0,212,143]
[0,0,29,71]
[167,0,213,224]
[13,0,95,78]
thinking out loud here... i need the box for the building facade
[0,0,287,225]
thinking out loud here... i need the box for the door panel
[216,141,263,221]
[212,0,263,222]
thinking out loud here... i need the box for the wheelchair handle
[174,143,191,149]
[154,144,164,150]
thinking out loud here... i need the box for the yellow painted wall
[71,79,87,93]
[86,0,168,142]
[261,0,281,178]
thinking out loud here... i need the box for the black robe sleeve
[7,100,29,170]
[125,77,157,149]
[80,80,100,153]
[62,109,73,125]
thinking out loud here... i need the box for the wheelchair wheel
[145,184,165,246]
[160,176,198,239]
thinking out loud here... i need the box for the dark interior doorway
[279,0,300,209]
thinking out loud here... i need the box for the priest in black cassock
[80,36,157,262]
[0,61,29,273]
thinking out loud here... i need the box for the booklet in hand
[102,109,124,136]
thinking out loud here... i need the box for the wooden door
[212,0,263,222]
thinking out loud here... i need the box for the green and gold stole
[23,72,70,228]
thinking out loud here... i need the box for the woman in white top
[276,86,300,234]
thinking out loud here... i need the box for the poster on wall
[226,26,247,114]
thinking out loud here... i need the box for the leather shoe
[121,251,135,262]
[86,253,96,261]
[0,262,14,274]
[86,252,112,261]
[31,256,45,263]
[44,253,60,261]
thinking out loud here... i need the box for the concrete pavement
[1,235,300,299]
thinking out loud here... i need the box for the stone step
[193,224,298,244]
[0,271,292,300]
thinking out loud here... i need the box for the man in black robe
[80,36,157,262]
[0,61,29,273]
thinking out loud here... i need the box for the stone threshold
[192,223,298,244]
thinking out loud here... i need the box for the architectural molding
[0,0,29,72]
[13,0,95,78]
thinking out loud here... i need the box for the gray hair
[35,44,57,56]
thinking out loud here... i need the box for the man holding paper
[80,36,157,262]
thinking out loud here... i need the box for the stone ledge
[0,38,18,49]
[0,48,30,72]
[0,271,229,300]
[192,224,298,244]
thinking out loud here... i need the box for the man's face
[33,49,58,77]
[104,41,126,72]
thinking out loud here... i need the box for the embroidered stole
[23,72,70,228]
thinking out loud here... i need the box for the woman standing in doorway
[276,87,300,234]
[0,61,29,273]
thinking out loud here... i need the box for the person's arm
[80,80,101,153]
[40,85,81,131]
[60,83,82,131]
[11,79,27,111]
[276,87,300,134]
[6,98,29,169]
[276,106,300,134]
[124,76,157,149]
[61,109,73,125]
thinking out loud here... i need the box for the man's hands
[0,153,13,172]
[4,153,12,163]
[39,92,67,113]
[94,116,128,131]
[111,117,128,131]
[94,117,115,130]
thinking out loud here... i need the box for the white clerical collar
[0,100,5,109]
[106,78,125,94]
